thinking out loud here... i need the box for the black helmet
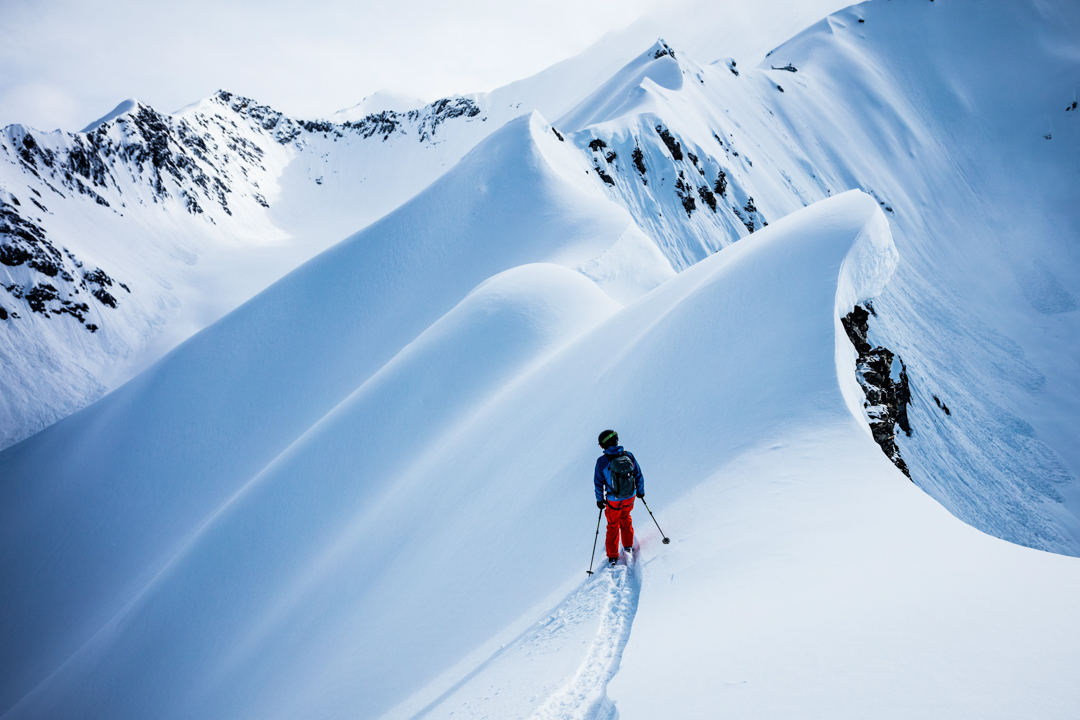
[598,429,619,449]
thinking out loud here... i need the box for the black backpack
[608,453,637,498]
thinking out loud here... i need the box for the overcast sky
[0,0,651,132]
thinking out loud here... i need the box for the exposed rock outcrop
[842,303,912,478]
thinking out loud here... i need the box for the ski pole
[640,497,670,544]
[586,506,604,575]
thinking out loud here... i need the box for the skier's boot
[608,557,618,567]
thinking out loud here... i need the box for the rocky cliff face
[843,303,912,477]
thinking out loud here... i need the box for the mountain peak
[80,98,142,133]
[650,39,676,61]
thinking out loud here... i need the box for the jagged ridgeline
[0,196,124,330]
[0,91,483,332]
[571,117,769,270]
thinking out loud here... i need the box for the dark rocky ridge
[217,91,482,146]
[655,125,683,161]
[842,304,912,477]
[575,111,772,262]
[632,146,647,178]
[1,91,486,334]
[0,199,120,331]
[652,40,676,60]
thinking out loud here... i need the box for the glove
[636,492,644,499]
[597,500,606,509]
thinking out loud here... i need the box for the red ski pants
[604,497,635,559]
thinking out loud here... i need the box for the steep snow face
[557,40,685,132]
[555,39,800,271]
[751,0,1080,553]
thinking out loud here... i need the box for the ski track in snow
[527,553,641,720]
[410,552,641,720]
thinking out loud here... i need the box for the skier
[594,429,645,566]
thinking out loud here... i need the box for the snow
[528,557,639,720]
[556,41,684,133]
[0,110,656,719]
[753,0,1080,553]
[609,428,1080,720]
[330,91,427,122]
[80,98,140,133]
[5,181,1078,718]
[2,1,1080,718]
[394,554,640,720]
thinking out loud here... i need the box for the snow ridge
[555,40,780,271]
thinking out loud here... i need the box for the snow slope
[4,185,1079,719]
[0,108,669,719]
[0,0,857,450]
[397,193,1080,720]
[753,0,1080,552]
[609,426,1080,720]
[531,0,1080,555]
[2,1,1080,718]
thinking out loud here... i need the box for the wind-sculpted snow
[557,40,685,133]
[0,190,894,719]
[542,3,1080,554]
[2,0,1080,717]
[0,111,660,720]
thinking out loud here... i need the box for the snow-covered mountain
[1,1,1078,718]
[0,1,867,451]
[0,88,503,448]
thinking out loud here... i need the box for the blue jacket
[594,445,645,502]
